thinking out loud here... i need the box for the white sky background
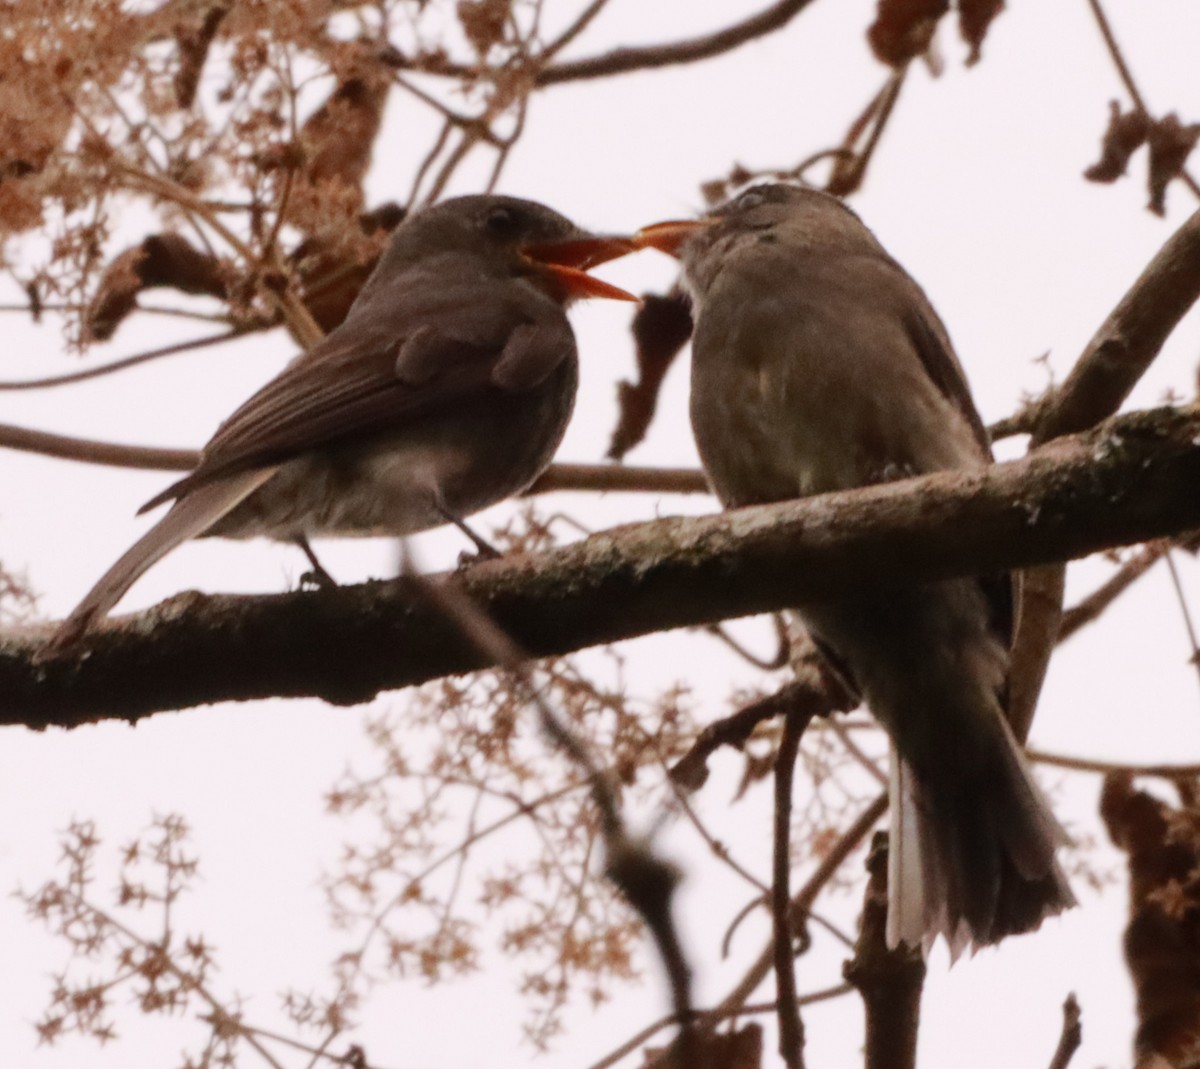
[3,1,1200,1066]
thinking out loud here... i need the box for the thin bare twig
[1058,541,1168,642]
[1085,0,1148,114]
[670,680,853,793]
[828,718,887,787]
[1046,993,1083,1069]
[0,328,256,391]
[400,564,693,1030]
[1030,750,1200,779]
[1163,550,1200,693]
[706,793,889,1025]
[537,0,818,85]
[0,423,197,471]
[0,300,231,323]
[702,614,790,670]
[0,423,710,495]
[539,0,612,62]
[843,835,925,1069]
[772,709,810,1069]
[528,463,708,495]
[827,68,907,196]
[656,753,769,895]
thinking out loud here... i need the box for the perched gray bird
[636,183,1074,953]
[44,195,636,654]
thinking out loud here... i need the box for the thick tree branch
[1011,200,1200,738]
[6,405,1200,727]
[1032,204,1200,442]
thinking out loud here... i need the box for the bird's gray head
[372,194,636,303]
[635,183,884,296]
[709,183,861,229]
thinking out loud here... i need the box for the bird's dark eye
[484,207,520,237]
[734,190,766,212]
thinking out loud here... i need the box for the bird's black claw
[299,565,338,590]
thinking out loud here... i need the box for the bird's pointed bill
[521,235,639,302]
[633,219,712,257]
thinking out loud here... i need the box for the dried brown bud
[457,0,511,56]
[1146,112,1200,216]
[607,290,693,461]
[958,0,1005,66]
[1084,101,1151,184]
[867,0,950,68]
[87,234,229,342]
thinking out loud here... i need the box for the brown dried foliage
[608,290,694,461]
[20,818,215,1055]
[867,0,949,68]
[1083,103,1200,217]
[1085,101,1152,183]
[1102,773,1200,1068]
[0,561,37,624]
[324,654,696,1049]
[291,201,406,334]
[1147,114,1200,217]
[458,0,513,57]
[317,513,702,1049]
[87,233,230,341]
[0,1,572,352]
[957,0,1004,65]
[867,0,1004,68]
[644,1023,764,1069]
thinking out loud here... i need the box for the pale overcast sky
[4,2,1200,1066]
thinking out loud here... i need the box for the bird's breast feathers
[691,268,985,501]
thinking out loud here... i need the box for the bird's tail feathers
[38,469,276,659]
[886,717,1076,959]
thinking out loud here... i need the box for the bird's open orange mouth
[521,235,639,301]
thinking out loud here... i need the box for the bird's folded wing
[141,296,574,512]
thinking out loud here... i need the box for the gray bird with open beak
[44,194,636,654]
[636,183,1074,953]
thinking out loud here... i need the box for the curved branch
[0,423,197,471]
[0,421,709,493]
[1029,750,1200,779]
[1058,541,1168,642]
[1013,199,1200,739]
[0,330,251,391]
[536,0,818,85]
[527,462,708,495]
[385,1,819,86]
[7,405,1200,727]
[1033,203,1200,442]
[708,795,890,1024]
